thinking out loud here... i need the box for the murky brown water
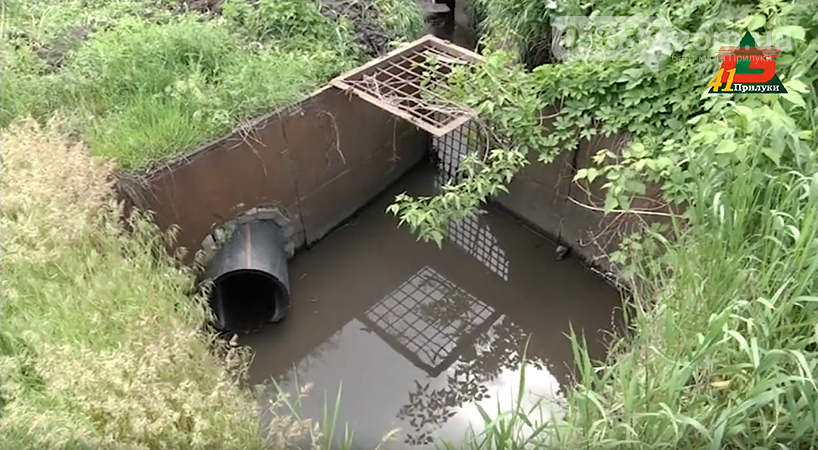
[240,165,621,449]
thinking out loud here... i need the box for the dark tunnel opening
[212,269,287,332]
[431,0,456,42]
[202,219,292,333]
[429,0,478,51]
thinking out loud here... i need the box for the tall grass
[372,0,424,42]
[0,118,318,449]
[70,16,353,167]
[559,154,818,448]
[0,0,388,169]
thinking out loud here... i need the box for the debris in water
[555,245,569,260]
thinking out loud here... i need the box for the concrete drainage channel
[120,23,668,448]
[180,2,497,335]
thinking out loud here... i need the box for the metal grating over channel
[359,266,497,377]
[431,114,485,186]
[429,113,508,280]
[448,215,510,280]
[330,34,484,137]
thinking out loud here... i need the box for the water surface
[241,166,621,449]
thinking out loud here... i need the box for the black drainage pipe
[202,219,291,332]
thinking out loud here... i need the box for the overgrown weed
[371,0,423,41]
[0,118,312,449]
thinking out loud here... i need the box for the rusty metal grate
[449,215,510,281]
[432,116,486,185]
[330,34,484,137]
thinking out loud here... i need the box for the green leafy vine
[388,0,817,253]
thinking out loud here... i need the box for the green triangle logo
[707,31,787,95]
[738,31,756,47]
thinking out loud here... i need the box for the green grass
[555,160,818,448]
[0,119,272,449]
[372,0,424,43]
[0,0,421,169]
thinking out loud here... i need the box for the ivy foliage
[387,52,543,246]
[387,0,817,248]
[387,1,818,448]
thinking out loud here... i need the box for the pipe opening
[212,269,288,332]
[201,216,292,333]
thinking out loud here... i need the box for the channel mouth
[203,220,291,332]
[241,165,623,448]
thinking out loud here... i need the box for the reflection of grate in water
[448,215,509,280]
[361,267,495,376]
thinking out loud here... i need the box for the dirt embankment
[5,25,92,73]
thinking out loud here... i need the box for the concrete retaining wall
[496,124,669,272]
[126,86,427,264]
[124,82,665,272]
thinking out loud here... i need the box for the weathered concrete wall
[126,86,427,264]
[124,81,665,274]
[496,125,668,272]
[559,132,636,269]
[492,108,566,239]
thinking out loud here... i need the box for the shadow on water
[239,165,623,449]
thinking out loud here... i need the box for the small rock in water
[555,245,569,261]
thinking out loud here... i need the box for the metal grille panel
[431,116,485,186]
[331,35,483,137]
[431,117,508,280]
[449,215,509,280]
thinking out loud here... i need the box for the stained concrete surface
[129,87,426,264]
[240,165,622,449]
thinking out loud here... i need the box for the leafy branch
[386,51,551,247]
